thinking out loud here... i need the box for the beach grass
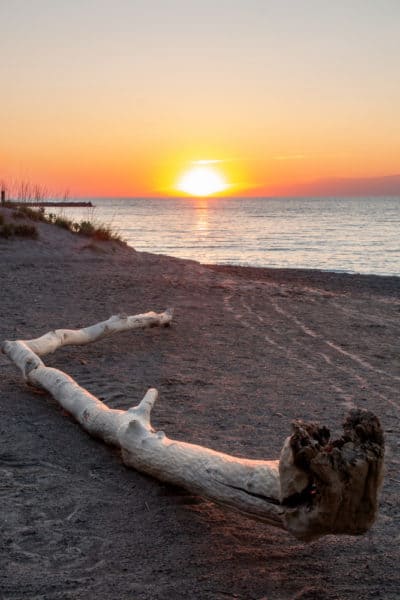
[0,210,39,239]
[5,204,125,244]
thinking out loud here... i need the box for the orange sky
[1,1,400,197]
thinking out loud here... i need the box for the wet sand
[1,209,399,599]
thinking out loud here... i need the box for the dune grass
[2,180,123,243]
[8,205,124,244]
[0,219,38,239]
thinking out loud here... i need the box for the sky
[1,0,400,197]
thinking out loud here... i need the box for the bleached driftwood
[2,311,384,541]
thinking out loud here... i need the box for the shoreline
[128,246,400,280]
[206,262,400,296]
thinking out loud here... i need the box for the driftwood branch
[2,311,384,541]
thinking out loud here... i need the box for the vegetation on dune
[12,206,48,222]
[46,212,124,243]
[1,179,124,244]
[0,219,38,239]
[4,205,124,244]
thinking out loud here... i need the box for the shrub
[54,216,72,230]
[95,226,119,242]
[0,223,14,238]
[78,220,124,242]
[0,222,38,239]
[12,205,47,222]
[77,220,95,236]
[12,209,26,219]
[13,223,38,239]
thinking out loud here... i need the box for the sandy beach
[1,209,399,600]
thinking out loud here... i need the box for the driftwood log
[2,310,384,541]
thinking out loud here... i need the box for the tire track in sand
[222,280,398,412]
[221,284,357,407]
[267,292,399,412]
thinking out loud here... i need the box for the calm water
[60,197,399,276]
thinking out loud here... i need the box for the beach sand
[1,208,399,599]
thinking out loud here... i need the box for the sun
[177,164,229,197]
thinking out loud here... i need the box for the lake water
[59,197,399,276]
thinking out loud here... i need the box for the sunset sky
[1,0,400,197]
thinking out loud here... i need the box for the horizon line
[70,193,400,200]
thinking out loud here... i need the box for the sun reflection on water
[194,198,210,233]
